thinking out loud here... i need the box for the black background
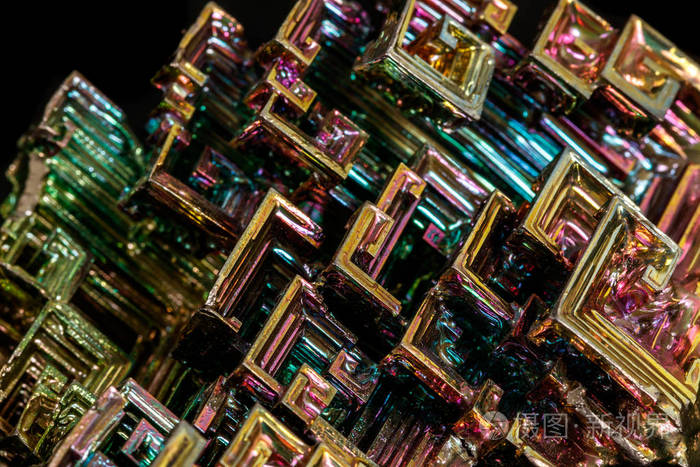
[2,0,697,196]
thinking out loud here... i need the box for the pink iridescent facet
[541,1,617,85]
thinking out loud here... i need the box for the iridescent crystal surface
[2,0,700,465]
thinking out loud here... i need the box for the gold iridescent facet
[3,0,700,465]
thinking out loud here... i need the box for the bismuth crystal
[2,0,700,465]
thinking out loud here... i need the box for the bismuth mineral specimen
[1,1,700,465]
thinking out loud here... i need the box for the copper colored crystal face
[218,404,309,466]
[479,0,517,35]
[602,16,682,119]
[660,164,700,295]
[532,0,617,97]
[522,149,619,264]
[6,0,700,465]
[405,15,495,110]
[355,0,495,120]
[552,197,696,421]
